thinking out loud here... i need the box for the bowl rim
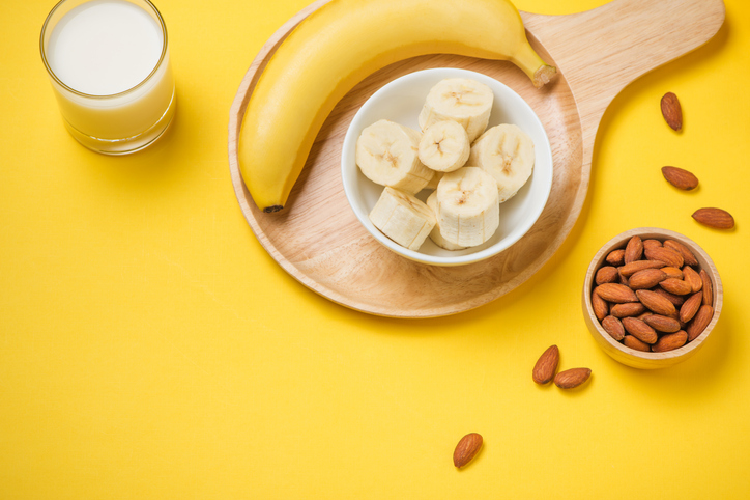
[583,227,723,366]
[340,67,554,267]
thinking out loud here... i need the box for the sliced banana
[436,167,499,247]
[419,78,493,143]
[469,123,535,202]
[356,119,433,194]
[418,120,470,172]
[369,187,436,251]
[426,191,466,250]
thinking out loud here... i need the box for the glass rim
[39,0,169,99]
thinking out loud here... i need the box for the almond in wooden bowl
[582,228,722,369]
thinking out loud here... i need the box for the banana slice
[418,120,470,172]
[426,191,466,250]
[469,123,535,202]
[369,187,436,250]
[356,119,433,194]
[419,79,493,143]
[436,167,499,247]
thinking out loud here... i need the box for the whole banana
[239,0,556,213]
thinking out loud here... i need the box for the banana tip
[262,204,284,213]
[533,65,557,88]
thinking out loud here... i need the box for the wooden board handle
[521,0,725,165]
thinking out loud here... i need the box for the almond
[592,291,609,321]
[700,270,713,306]
[660,267,684,280]
[653,287,686,307]
[554,368,592,389]
[622,317,658,344]
[624,236,643,264]
[687,305,714,342]
[642,313,681,333]
[617,269,630,286]
[682,266,702,293]
[602,315,626,341]
[680,292,703,324]
[595,266,619,285]
[595,283,638,304]
[610,302,647,318]
[624,335,650,352]
[453,433,483,468]
[664,240,699,267]
[661,166,698,190]
[692,208,734,229]
[660,278,693,296]
[629,269,667,289]
[644,246,684,269]
[606,249,626,267]
[619,259,666,277]
[652,331,688,353]
[642,239,663,250]
[532,345,559,385]
[661,91,683,131]
[636,289,676,317]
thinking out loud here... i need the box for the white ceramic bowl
[341,68,553,266]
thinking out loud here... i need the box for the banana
[436,167,499,247]
[425,171,443,191]
[355,119,433,194]
[468,123,535,202]
[369,187,435,251]
[419,79,494,143]
[426,191,466,251]
[418,120,470,173]
[238,0,556,212]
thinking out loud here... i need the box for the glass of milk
[40,0,176,155]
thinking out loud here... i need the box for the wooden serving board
[228,0,725,317]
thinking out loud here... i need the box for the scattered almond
[554,368,592,389]
[532,345,559,385]
[661,166,698,190]
[453,433,483,469]
[692,208,734,229]
[660,92,683,131]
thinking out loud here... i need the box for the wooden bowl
[582,228,723,369]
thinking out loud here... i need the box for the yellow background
[2,0,749,498]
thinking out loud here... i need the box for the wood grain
[228,0,725,317]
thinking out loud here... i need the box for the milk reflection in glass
[41,0,175,154]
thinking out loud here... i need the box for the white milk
[41,0,175,154]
